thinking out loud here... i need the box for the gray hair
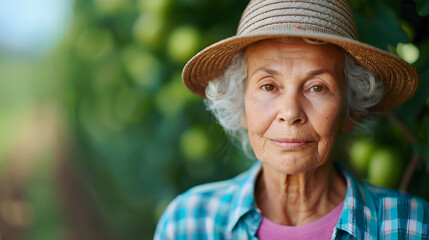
[204,42,383,155]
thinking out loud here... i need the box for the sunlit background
[0,0,428,239]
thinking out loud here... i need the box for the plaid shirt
[154,162,429,239]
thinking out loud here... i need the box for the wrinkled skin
[243,39,351,226]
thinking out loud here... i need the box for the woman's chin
[260,156,319,176]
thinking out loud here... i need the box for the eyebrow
[250,68,333,79]
[306,69,332,78]
[250,67,279,78]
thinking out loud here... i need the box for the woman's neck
[255,163,346,226]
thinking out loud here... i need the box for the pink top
[256,201,344,240]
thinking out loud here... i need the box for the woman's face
[243,39,352,175]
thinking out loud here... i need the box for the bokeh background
[0,0,428,239]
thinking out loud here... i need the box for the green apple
[155,75,197,117]
[167,26,201,63]
[349,139,376,173]
[122,46,162,89]
[397,43,419,64]
[367,148,403,188]
[133,14,166,48]
[94,0,127,15]
[138,0,170,15]
[180,127,211,162]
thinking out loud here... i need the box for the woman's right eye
[261,84,276,91]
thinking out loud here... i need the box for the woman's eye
[310,85,324,93]
[262,84,276,91]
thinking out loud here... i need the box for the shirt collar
[225,162,379,239]
[226,161,262,231]
[335,165,378,239]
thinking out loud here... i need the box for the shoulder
[169,167,254,215]
[164,177,242,218]
[361,182,429,237]
[154,166,258,240]
[363,183,429,211]
[340,166,429,219]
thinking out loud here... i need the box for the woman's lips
[271,139,311,150]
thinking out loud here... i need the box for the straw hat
[182,0,419,113]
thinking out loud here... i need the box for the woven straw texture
[182,0,419,113]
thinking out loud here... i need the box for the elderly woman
[155,0,428,239]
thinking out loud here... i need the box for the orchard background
[0,0,428,239]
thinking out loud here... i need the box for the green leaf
[379,0,401,16]
[414,39,429,71]
[355,2,408,50]
[415,0,429,16]
[395,69,429,123]
[395,39,429,123]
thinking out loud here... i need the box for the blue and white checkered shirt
[154,162,429,239]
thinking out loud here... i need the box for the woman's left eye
[310,85,324,93]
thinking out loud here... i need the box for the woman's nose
[276,91,307,125]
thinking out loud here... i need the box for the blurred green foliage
[0,0,428,239]
[65,0,250,238]
[65,0,429,238]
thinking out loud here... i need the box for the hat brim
[182,30,419,114]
